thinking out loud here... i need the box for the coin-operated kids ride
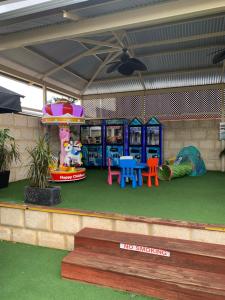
[42,99,86,182]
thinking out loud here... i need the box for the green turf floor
[0,170,225,225]
[0,241,158,300]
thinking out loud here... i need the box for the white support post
[221,62,225,172]
[43,84,47,106]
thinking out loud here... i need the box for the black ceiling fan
[106,48,147,75]
[212,48,225,64]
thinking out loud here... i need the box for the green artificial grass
[0,170,225,225]
[0,241,158,300]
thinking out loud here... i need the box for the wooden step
[75,228,225,274]
[62,249,225,300]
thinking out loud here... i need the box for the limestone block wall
[0,113,42,182]
[162,119,221,171]
[0,205,224,250]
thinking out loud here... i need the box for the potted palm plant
[24,136,61,206]
[0,129,20,188]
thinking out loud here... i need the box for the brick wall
[0,114,222,183]
[0,206,224,250]
[162,119,221,171]
[48,119,222,171]
[0,113,42,182]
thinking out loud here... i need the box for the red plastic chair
[142,158,159,187]
[107,158,121,185]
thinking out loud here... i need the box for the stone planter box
[0,171,10,189]
[24,186,61,206]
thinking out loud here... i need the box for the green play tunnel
[158,163,193,180]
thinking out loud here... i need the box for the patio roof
[0,0,225,97]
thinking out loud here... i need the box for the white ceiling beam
[41,37,117,79]
[91,48,120,55]
[70,37,121,49]
[82,52,121,95]
[130,31,225,50]
[1,0,225,50]
[69,39,103,63]
[92,66,222,85]
[136,44,225,59]
[23,46,88,83]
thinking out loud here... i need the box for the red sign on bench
[120,243,170,257]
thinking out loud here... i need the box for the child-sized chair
[142,157,159,187]
[107,158,121,185]
[119,159,137,188]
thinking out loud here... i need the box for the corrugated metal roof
[127,13,225,44]
[133,36,225,57]
[0,15,70,35]
[140,47,222,72]
[29,40,87,65]
[50,69,86,90]
[84,78,143,95]
[0,48,54,74]
[73,0,169,18]
[0,1,225,95]
[144,69,223,90]
[84,68,223,95]
[69,56,101,80]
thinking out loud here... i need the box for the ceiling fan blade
[213,50,225,64]
[207,49,224,56]
[106,61,121,73]
[128,58,147,71]
[118,63,135,76]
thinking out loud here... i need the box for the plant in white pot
[0,129,20,188]
[24,136,61,206]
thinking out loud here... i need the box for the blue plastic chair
[119,159,137,189]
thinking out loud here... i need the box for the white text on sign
[120,243,170,257]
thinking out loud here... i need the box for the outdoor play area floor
[0,240,157,300]
[0,169,225,225]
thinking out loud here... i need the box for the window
[47,90,81,105]
[0,73,43,113]
[0,74,81,116]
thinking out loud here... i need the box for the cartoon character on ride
[64,141,83,167]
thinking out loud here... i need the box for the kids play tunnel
[158,146,206,180]
[158,163,192,180]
